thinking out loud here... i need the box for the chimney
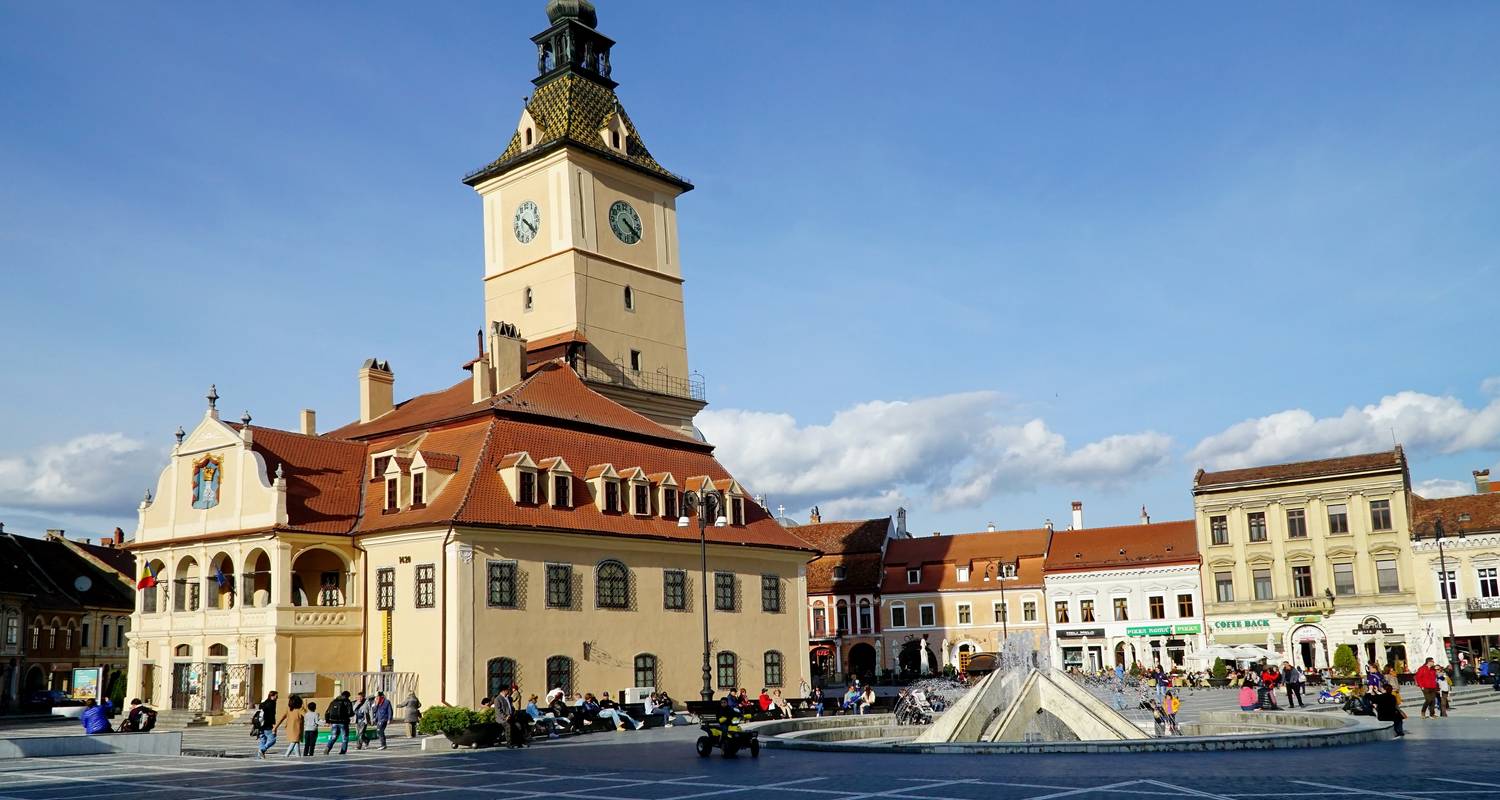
[931,531,942,537]
[1476,469,1492,494]
[487,321,528,393]
[1140,505,1151,525]
[358,359,394,423]
[896,507,907,537]
[809,506,821,524]
[1044,518,1053,532]
[113,527,124,546]
[1071,500,1084,531]
[986,522,996,532]
[300,409,317,436]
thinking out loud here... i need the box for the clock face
[608,200,642,245]
[513,200,540,244]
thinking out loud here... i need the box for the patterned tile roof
[1194,448,1406,491]
[1043,520,1199,573]
[464,74,690,190]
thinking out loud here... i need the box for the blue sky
[2,1,1498,538]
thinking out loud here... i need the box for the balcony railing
[1467,596,1500,614]
[576,359,705,402]
[1277,596,1335,616]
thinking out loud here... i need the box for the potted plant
[1331,645,1359,685]
[417,706,503,749]
[1209,657,1229,687]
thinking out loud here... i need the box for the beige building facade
[1408,473,1500,667]
[1193,448,1420,671]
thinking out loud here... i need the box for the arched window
[857,599,873,633]
[174,644,192,658]
[596,560,629,609]
[488,657,516,698]
[634,653,657,688]
[764,650,783,687]
[716,651,737,689]
[623,285,634,311]
[524,286,534,310]
[525,127,533,146]
[546,655,573,694]
[208,643,228,657]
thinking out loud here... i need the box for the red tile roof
[807,552,883,595]
[1043,520,1198,573]
[794,518,891,556]
[1411,492,1500,536]
[1194,448,1406,491]
[246,426,367,535]
[881,529,1051,593]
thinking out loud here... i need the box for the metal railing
[576,359,705,402]
[1467,596,1500,612]
[1277,597,1335,616]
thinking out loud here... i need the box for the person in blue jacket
[80,699,109,735]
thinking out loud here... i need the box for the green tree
[1333,644,1358,677]
[1211,657,1227,680]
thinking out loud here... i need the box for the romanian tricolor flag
[136,562,159,590]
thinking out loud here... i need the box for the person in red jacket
[1414,658,1440,718]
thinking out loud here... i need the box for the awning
[1213,632,1277,646]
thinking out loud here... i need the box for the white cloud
[698,392,1172,516]
[1190,381,1500,470]
[0,433,161,515]
[1413,479,1472,499]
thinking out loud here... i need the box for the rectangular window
[664,569,686,610]
[1023,601,1037,622]
[760,575,781,612]
[412,472,425,506]
[662,488,677,519]
[956,566,970,582]
[1253,569,1273,600]
[415,564,435,608]
[906,567,920,584]
[1149,595,1165,619]
[519,471,537,504]
[994,601,1007,623]
[1079,599,1095,622]
[81,623,90,648]
[629,349,642,371]
[1291,565,1313,598]
[891,605,907,628]
[116,624,125,648]
[553,475,571,507]
[857,602,872,632]
[714,572,735,611]
[1177,593,1194,618]
[1210,515,1229,545]
[1369,499,1392,531]
[919,604,935,627]
[1055,601,1069,624]
[604,481,621,513]
[1327,503,1349,534]
[1215,571,1234,603]
[1247,512,1267,542]
[1333,562,1356,596]
[546,564,572,608]
[812,606,827,636]
[732,498,745,525]
[101,624,110,648]
[385,477,399,511]
[1479,567,1500,599]
[487,561,517,608]
[1113,597,1129,621]
[377,568,395,610]
[1437,569,1457,601]
[957,603,972,625]
[634,483,650,515]
[1376,559,1400,594]
[4,618,16,646]
[1286,508,1307,539]
[835,603,849,634]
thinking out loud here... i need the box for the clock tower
[463,0,704,434]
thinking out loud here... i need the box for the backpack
[250,708,265,733]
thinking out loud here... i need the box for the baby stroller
[695,707,760,758]
[894,690,935,726]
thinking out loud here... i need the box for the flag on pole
[214,563,230,592]
[136,562,159,590]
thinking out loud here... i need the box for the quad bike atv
[696,709,760,758]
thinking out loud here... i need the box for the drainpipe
[440,525,455,705]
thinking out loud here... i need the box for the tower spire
[534,0,616,89]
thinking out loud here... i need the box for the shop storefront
[1123,623,1202,666]
[1057,628,1106,671]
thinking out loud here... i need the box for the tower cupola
[534,0,616,89]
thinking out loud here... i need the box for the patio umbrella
[1231,645,1280,661]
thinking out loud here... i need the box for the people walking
[1437,665,1453,717]
[301,701,321,756]
[1282,662,1306,708]
[372,691,393,749]
[401,692,422,738]
[1415,658,1440,718]
[352,691,371,749]
[255,691,279,758]
[323,691,354,755]
[274,696,306,758]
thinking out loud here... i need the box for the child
[302,701,321,756]
[1161,691,1181,736]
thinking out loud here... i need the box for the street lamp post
[997,566,1019,641]
[679,490,726,702]
[1418,518,1465,686]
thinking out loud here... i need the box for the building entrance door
[140,664,156,706]
[171,663,197,710]
[1300,641,1318,670]
[208,663,227,713]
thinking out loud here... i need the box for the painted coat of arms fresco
[192,455,222,509]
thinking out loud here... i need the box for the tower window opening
[630,350,642,372]
[611,130,620,149]
[524,287,533,310]
[623,285,634,311]
[525,128,533,146]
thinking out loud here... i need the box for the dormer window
[633,482,650,516]
[385,477,399,511]
[662,487,678,519]
[412,471,425,507]
[372,456,391,482]
[605,480,622,513]
[833,566,846,581]
[525,127,533,146]
[553,474,571,508]
[731,496,745,526]
[519,470,538,505]
[611,130,620,149]
[906,567,920,585]
[956,566,970,582]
